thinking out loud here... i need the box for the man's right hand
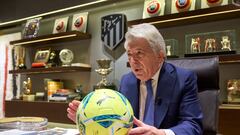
[67,100,80,123]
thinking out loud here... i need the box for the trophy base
[93,84,117,91]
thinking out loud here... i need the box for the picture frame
[22,18,41,39]
[34,48,51,63]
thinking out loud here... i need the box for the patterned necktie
[143,79,155,126]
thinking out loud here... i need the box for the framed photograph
[22,18,41,39]
[53,17,69,34]
[34,48,51,63]
[71,12,88,33]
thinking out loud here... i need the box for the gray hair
[124,23,166,57]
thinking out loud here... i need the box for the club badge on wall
[71,12,88,33]
[101,14,127,50]
[142,0,165,19]
[53,17,69,34]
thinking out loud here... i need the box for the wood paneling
[218,105,240,135]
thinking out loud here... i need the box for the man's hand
[128,117,166,135]
[67,100,80,123]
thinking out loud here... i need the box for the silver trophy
[166,45,171,56]
[95,59,116,90]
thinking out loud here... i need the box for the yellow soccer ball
[76,89,134,135]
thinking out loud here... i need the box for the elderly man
[67,23,203,135]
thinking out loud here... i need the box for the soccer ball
[76,89,134,135]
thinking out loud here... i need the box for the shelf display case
[165,39,178,57]
[227,79,240,103]
[185,29,236,54]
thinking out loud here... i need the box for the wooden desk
[218,104,240,135]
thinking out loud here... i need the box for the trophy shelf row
[128,4,240,64]
[9,31,92,74]
[128,4,240,28]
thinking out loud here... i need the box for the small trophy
[59,49,74,66]
[191,37,201,53]
[227,79,240,103]
[94,59,116,90]
[23,77,32,95]
[46,51,57,67]
[22,77,35,101]
[205,38,216,52]
[16,46,26,69]
[221,36,231,51]
[166,45,171,56]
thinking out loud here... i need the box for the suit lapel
[125,74,140,119]
[154,62,176,128]
[131,80,140,119]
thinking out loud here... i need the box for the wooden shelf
[184,52,240,64]
[5,100,74,124]
[128,4,240,28]
[10,31,91,46]
[219,54,240,64]
[220,104,240,109]
[9,66,91,74]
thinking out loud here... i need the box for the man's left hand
[128,117,166,135]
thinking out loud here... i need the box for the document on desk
[0,128,79,135]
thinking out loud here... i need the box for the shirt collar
[152,63,162,82]
[140,62,163,83]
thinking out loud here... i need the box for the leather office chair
[167,56,219,135]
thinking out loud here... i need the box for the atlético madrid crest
[101,14,127,50]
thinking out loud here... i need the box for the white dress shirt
[139,65,175,135]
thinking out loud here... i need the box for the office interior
[0,0,240,134]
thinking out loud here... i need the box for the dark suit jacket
[119,62,203,135]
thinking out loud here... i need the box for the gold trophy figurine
[16,46,26,69]
[22,77,35,101]
[94,59,116,90]
[23,77,32,95]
